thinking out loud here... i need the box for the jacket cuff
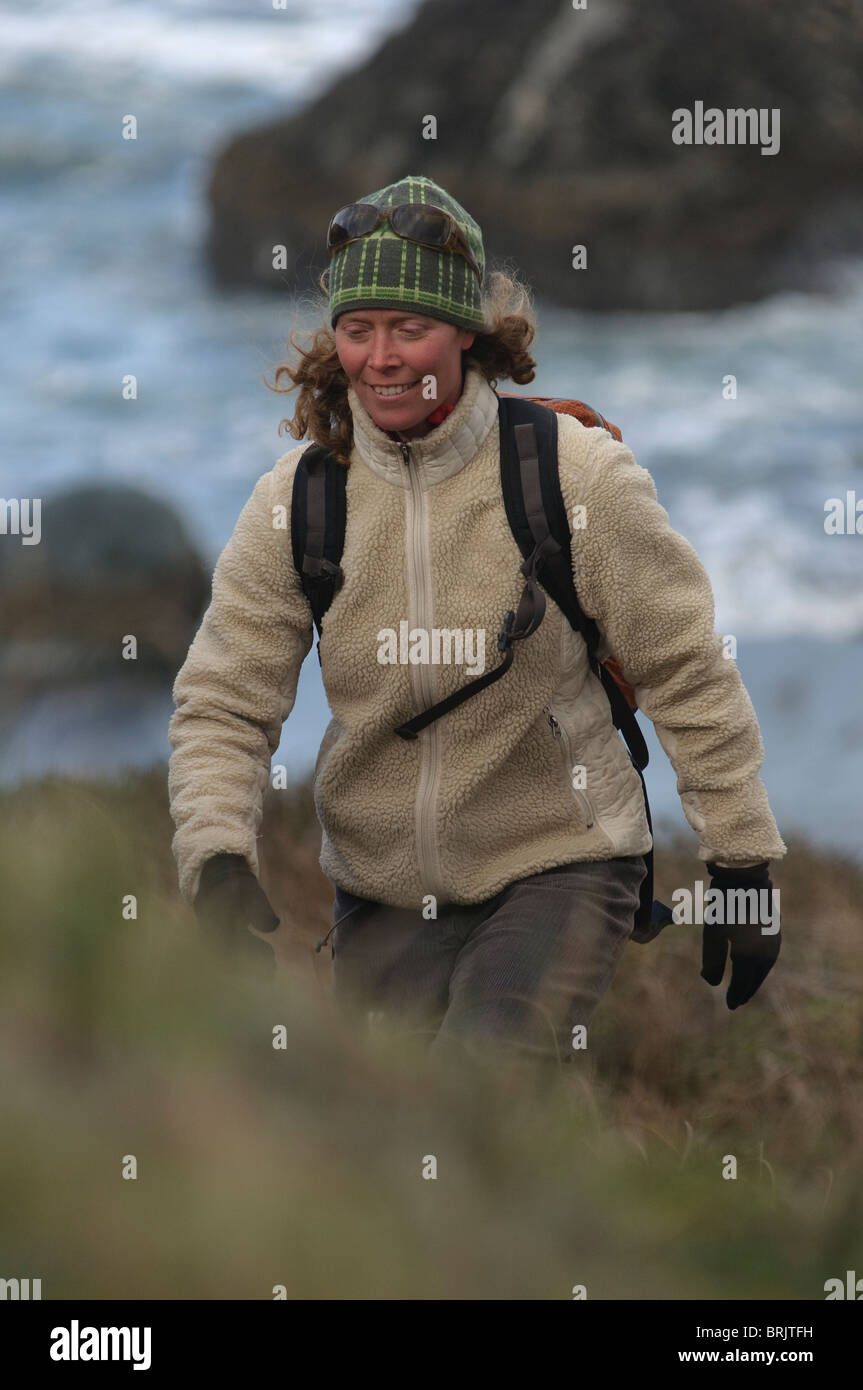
[706,860,771,887]
[711,859,770,869]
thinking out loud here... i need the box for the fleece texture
[168,359,786,908]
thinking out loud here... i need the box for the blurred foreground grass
[1,768,861,1300]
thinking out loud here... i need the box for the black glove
[701,861,780,1009]
[193,853,280,970]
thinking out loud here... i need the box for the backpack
[290,390,674,943]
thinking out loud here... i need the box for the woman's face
[334,309,476,438]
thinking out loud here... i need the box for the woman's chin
[367,402,428,434]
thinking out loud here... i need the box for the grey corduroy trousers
[330,855,647,1068]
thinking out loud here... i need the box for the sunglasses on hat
[327,202,482,286]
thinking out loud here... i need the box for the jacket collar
[347,358,499,487]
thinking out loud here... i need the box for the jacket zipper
[543,704,596,829]
[400,440,445,901]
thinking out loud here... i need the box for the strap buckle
[497,610,515,652]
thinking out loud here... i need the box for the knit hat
[327,174,486,332]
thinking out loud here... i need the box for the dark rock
[206,0,863,311]
[0,484,210,689]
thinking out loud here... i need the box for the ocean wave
[0,0,416,95]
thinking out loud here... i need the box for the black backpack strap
[392,418,555,737]
[498,396,650,772]
[291,444,347,666]
[497,395,659,931]
[391,569,547,739]
[393,396,649,768]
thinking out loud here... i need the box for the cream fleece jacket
[168,359,786,909]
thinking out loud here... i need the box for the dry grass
[0,768,860,1299]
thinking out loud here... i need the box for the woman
[168,174,785,1069]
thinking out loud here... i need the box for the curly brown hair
[265,262,538,468]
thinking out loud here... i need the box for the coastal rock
[0,484,210,783]
[206,0,863,310]
[0,483,209,689]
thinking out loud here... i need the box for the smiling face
[334,308,476,438]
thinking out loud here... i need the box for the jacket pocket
[543,704,597,830]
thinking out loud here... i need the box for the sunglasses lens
[389,205,451,247]
[328,204,379,248]
[326,201,479,281]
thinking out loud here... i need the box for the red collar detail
[384,398,458,441]
[425,400,457,425]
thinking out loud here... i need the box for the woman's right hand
[193,853,280,970]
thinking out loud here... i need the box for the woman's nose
[365,334,399,370]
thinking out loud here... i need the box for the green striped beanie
[328,174,486,332]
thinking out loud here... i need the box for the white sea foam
[0,0,417,95]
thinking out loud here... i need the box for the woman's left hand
[700,862,781,1009]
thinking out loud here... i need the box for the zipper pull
[543,704,562,737]
[399,441,411,466]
